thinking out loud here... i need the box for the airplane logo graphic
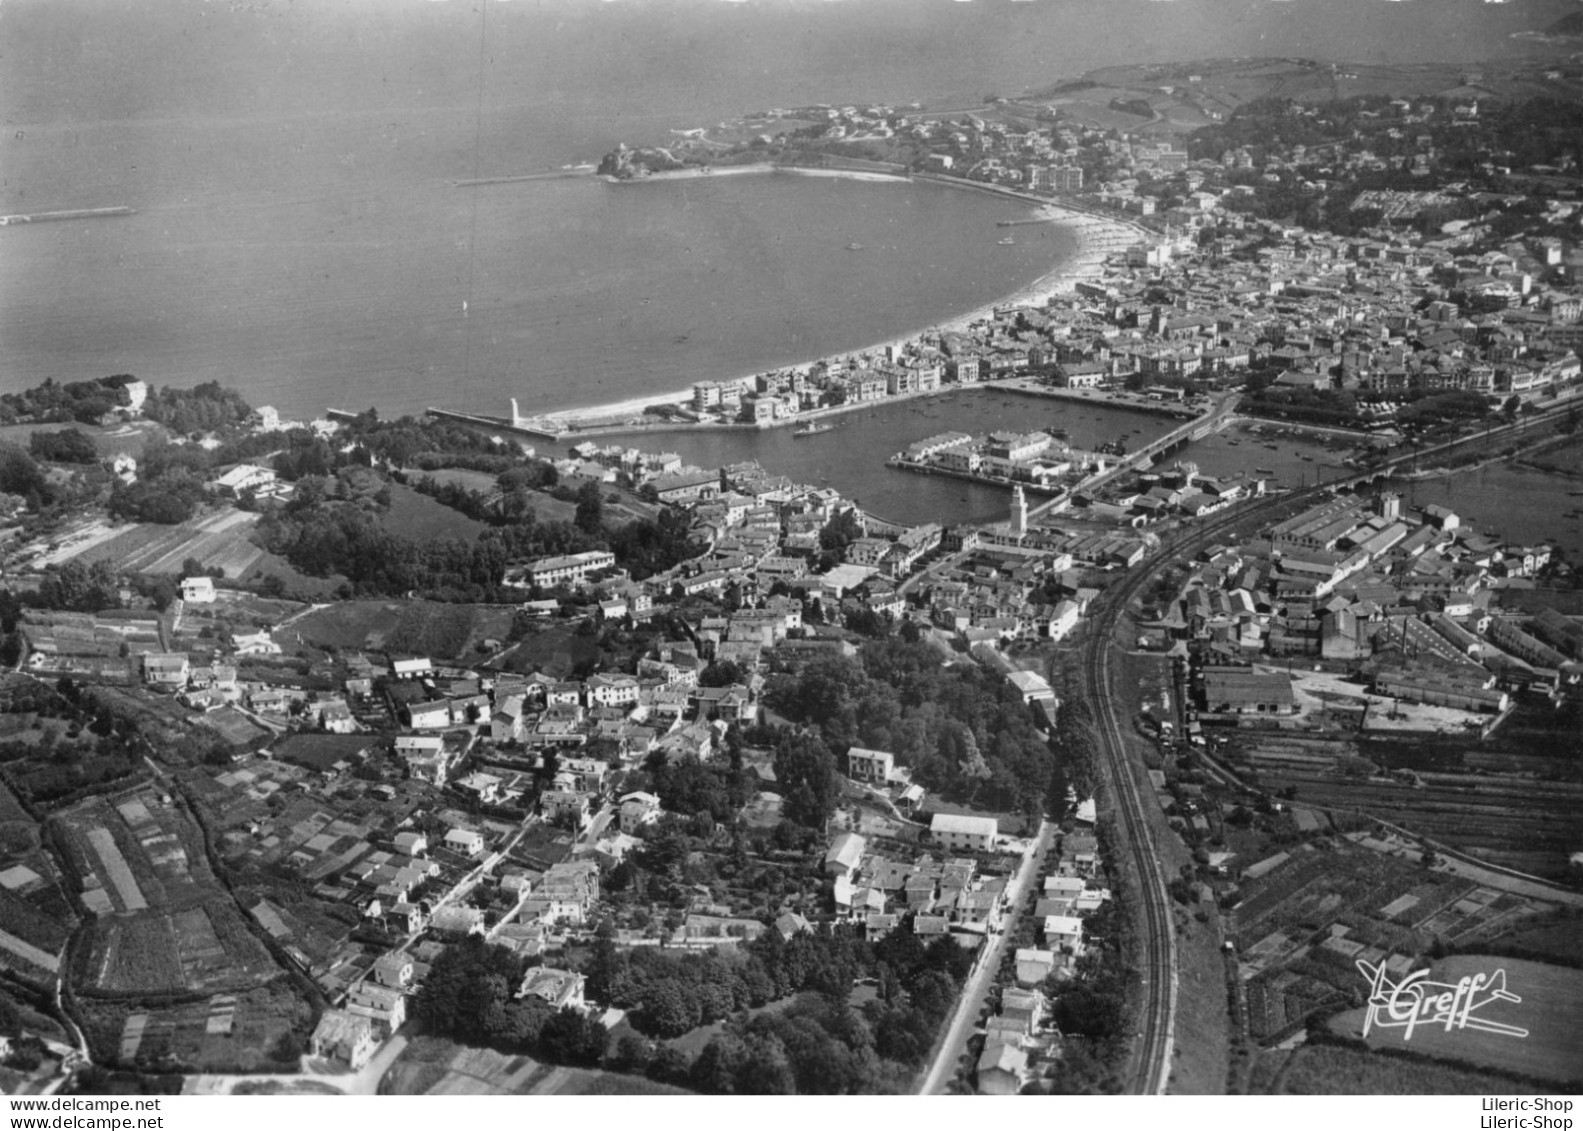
[1356,960,1529,1043]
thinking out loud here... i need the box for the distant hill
[1545,11,1583,37]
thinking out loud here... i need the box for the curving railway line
[1069,391,1583,1094]
[1078,480,1341,1093]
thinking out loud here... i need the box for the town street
[918,818,1054,1094]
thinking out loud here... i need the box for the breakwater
[454,171,595,187]
[0,206,134,226]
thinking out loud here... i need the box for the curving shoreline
[527,169,1147,433]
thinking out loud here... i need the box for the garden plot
[0,928,59,979]
[84,827,149,912]
[27,519,129,569]
[70,510,265,576]
[83,981,311,1073]
[58,792,285,995]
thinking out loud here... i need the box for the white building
[930,813,998,853]
[179,576,216,604]
[444,828,486,857]
[845,746,896,784]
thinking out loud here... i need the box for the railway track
[1079,487,1322,1094]
[1072,394,1583,1093]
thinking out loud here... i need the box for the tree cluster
[33,561,121,614]
[591,920,972,1094]
[27,429,99,464]
[141,382,253,436]
[0,376,138,426]
[108,468,206,525]
[411,937,609,1067]
[765,637,1065,820]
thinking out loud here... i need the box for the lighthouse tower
[1011,485,1028,537]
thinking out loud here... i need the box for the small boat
[846,242,864,251]
[998,237,1015,246]
[1256,467,1274,475]
[795,422,837,437]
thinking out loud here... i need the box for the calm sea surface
[2,0,1576,540]
[1,0,1567,418]
[1176,424,1583,564]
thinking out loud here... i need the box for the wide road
[918,820,1053,1095]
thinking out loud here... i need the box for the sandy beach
[533,175,1146,432]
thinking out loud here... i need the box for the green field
[0,420,166,459]
[294,599,516,660]
[1328,955,1583,1085]
[1480,912,1583,966]
[496,623,602,679]
[381,481,486,542]
[401,466,499,494]
[1270,1042,1543,1095]
[0,779,32,824]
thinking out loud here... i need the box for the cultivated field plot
[79,980,310,1073]
[1329,956,1583,1085]
[245,896,355,968]
[1233,842,1555,1043]
[53,792,281,993]
[68,510,266,577]
[195,707,272,750]
[1235,845,1538,963]
[0,887,68,985]
[24,519,131,570]
[0,779,40,859]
